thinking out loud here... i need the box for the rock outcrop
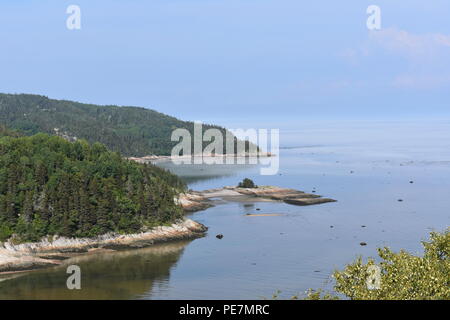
[178,186,336,212]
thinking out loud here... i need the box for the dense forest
[0,127,186,242]
[0,93,254,157]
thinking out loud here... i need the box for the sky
[1,1,450,128]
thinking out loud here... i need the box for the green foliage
[301,289,339,300]
[308,229,449,300]
[0,93,254,156]
[238,178,257,188]
[0,132,186,242]
[269,289,338,300]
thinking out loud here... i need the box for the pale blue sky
[1,1,449,127]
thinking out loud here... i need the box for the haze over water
[0,120,448,299]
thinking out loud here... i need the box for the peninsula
[179,185,337,212]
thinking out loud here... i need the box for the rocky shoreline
[0,218,207,274]
[0,185,336,274]
[178,186,337,212]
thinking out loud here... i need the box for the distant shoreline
[127,152,275,163]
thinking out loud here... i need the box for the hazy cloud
[367,27,450,60]
[339,28,450,91]
[392,74,450,90]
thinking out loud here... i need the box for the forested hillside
[0,129,186,242]
[0,93,245,156]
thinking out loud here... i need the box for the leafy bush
[308,229,449,300]
[238,178,257,188]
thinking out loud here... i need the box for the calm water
[1,121,449,299]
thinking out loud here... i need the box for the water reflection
[0,241,192,300]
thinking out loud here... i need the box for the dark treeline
[0,93,255,157]
[0,128,186,242]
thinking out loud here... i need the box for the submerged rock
[284,198,336,206]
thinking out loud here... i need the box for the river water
[0,120,449,299]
